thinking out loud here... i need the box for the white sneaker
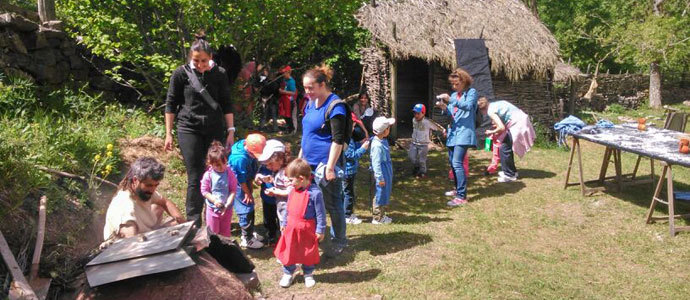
[444,190,457,197]
[345,214,363,225]
[240,236,264,249]
[498,171,519,179]
[253,232,265,242]
[497,175,517,182]
[372,215,392,225]
[304,274,316,288]
[279,273,295,288]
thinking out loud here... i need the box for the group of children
[196,112,398,288]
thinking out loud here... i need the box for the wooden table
[563,124,690,236]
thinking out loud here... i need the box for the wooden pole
[0,230,39,300]
[37,0,56,24]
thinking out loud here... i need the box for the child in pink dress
[200,141,237,237]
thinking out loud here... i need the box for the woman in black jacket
[164,33,235,225]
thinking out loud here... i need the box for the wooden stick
[36,165,117,188]
[30,196,47,280]
[0,230,39,300]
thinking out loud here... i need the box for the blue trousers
[318,176,347,248]
[500,131,517,177]
[448,145,470,199]
[283,264,315,275]
[342,175,356,217]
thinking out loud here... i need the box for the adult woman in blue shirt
[437,68,478,207]
[299,64,349,256]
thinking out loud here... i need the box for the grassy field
[157,134,690,299]
[149,104,690,299]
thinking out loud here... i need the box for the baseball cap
[245,133,266,158]
[412,103,426,114]
[258,139,285,162]
[372,117,395,134]
[280,65,292,73]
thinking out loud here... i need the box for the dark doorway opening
[395,58,429,138]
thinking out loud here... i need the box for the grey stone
[72,68,89,81]
[36,64,66,84]
[61,45,75,56]
[47,38,61,48]
[1,67,35,82]
[32,48,56,66]
[22,31,49,50]
[90,76,117,91]
[7,32,28,54]
[69,55,85,70]
[0,13,39,32]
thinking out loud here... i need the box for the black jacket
[165,64,233,131]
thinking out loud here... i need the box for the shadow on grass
[318,231,432,270]
[314,268,381,283]
[517,168,557,179]
[385,213,452,225]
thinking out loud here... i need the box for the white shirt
[103,190,163,240]
[411,118,443,145]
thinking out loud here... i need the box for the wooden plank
[85,249,195,287]
[87,221,193,266]
[0,230,38,300]
[576,139,585,196]
[563,137,577,189]
[667,164,675,236]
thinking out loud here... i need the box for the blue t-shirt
[284,77,296,101]
[257,166,276,205]
[301,93,346,166]
[488,100,518,124]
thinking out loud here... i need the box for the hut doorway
[394,58,429,137]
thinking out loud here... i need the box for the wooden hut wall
[492,76,556,128]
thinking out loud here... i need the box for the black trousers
[262,200,279,240]
[177,127,225,226]
[500,131,517,177]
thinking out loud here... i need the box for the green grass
[222,138,690,299]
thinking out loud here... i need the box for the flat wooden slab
[85,248,195,287]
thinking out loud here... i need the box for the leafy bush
[605,103,626,114]
[532,121,561,150]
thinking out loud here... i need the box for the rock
[62,45,76,56]
[1,67,35,82]
[40,27,66,40]
[32,48,56,66]
[69,54,86,70]
[0,13,39,32]
[683,100,690,107]
[42,20,63,31]
[36,64,65,84]
[72,68,89,81]
[90,76,117,91]
[21,31,49,50]
[7,32,28,54]
[47,37,61,48]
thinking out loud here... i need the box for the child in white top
[409,104,445,177]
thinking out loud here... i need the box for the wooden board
[85,249,195,287]
[87,221,193,266]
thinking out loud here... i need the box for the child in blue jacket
[228,133,266,249]
[370,117,395,225]
[342,123,370,225]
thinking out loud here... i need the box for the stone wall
[556,73,690,113]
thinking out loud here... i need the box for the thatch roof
[357,0,561,81]
[554,61,584,82]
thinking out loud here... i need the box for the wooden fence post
[37,0,56,24]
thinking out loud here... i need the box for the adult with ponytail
[164,32,235,225]
[299,64,348,256]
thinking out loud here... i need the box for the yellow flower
[106,151,113,157]
[94,154,101,162]
[106,144,113,151]
[105,164,113,172]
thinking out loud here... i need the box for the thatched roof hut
[357,0,560,81]
[356,0,565,136]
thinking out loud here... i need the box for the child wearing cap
[370,116,395,224]
[343,115,371,225]
[229,133,266,249]
[409,104,445,178]
[255,139,291,244]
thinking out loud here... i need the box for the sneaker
[498,171,519,179]
[279,273,295,288]
[372,215,392,224]
[444,190,457,197]
[345,214,363,225]
[240,236,264,249]
[304,274,316,288]
[446,198,468,207]
[253,232,265,242]
[497,175,517,182]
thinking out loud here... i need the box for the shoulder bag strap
[183,65,219,111]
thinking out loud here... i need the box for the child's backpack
[323,98,354,144]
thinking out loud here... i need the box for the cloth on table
[596,119,614,128]
[554,115,586,147]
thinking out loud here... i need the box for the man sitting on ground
[103,157,186,241]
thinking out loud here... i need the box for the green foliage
[56,0,367,102]
[604,103,625,114]
[532,121,560,150]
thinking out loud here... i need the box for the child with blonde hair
[273,158,326,288]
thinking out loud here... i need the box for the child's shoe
[446,198,468,207]
[345,214,363,225]
[253,232,265,242]
[372,215,392,225]
[240,236,264,249]
[498,171,518,179]
[498,171,518,182]
[304,274,316,288]
[279,273,295,288]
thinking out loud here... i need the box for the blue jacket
[343,139,367,177]
[228,140,259,214]
[371,137,392,206]
[446,88,478,147]
[257,166,276,205]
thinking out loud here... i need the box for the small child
[229,133,266,249]
[343,118,370,225]
[255,139,291,244]
[200,141,238,237]
[485,133,502,175]
[273,158,326,288]
[370,116,395,224]
[409,104,445,177]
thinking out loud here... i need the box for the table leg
[667,165,675,236]
[646,164,667,224]
[598,147,612,185]
[564,138,577,189]
[576,139,585,196]
[614,149,623,192]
